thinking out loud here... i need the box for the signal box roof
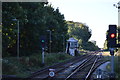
[67,37,78,42]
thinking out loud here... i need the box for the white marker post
[96,69,102,79]
[42,48,45,65]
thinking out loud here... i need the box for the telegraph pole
[12,19,19,60]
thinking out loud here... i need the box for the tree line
[67,21,99,51]
[2,2,99,57]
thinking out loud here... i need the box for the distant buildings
[90,40,96,45]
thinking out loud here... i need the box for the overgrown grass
[114,56,120,79]
[105,55,120,80]
[2,52,73,77]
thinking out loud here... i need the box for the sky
[48,0,118,48]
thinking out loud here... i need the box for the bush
[45,53,72,65]
[2,58,24,75]
[2,59,17,74]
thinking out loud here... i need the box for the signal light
[40,35,46,48]
[107,25,117,48]
[42,40,45,43]
[110,33,116,38]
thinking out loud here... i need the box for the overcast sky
[48,0,118,48]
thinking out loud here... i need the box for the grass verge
[2,52,73,78]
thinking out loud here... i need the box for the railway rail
[27,52,108,80]
[64,55,108,80]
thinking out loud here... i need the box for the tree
[2,2,27,56]
[2,2,68,57]
[82,41,100,51]
[67,21,99,51]
[67,21,91,42]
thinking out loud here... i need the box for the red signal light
[110,33,115,38]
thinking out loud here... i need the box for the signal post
[40,35,46,66]
[107,25,117,80]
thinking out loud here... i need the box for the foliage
[67,21,91,42]
[2,2,100,57]
[2,57,30,77]
[103,40,108,49]
[45,53,72,65]
[2,2,68,57]
[114,56,120,79]
[2,52,72,77]
[67,21,99,51]
[82,41,100,51]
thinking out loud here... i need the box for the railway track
[64,55,108,80]
[28,52,108,80]
[28,53,92,78]
[64,55,97,80]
